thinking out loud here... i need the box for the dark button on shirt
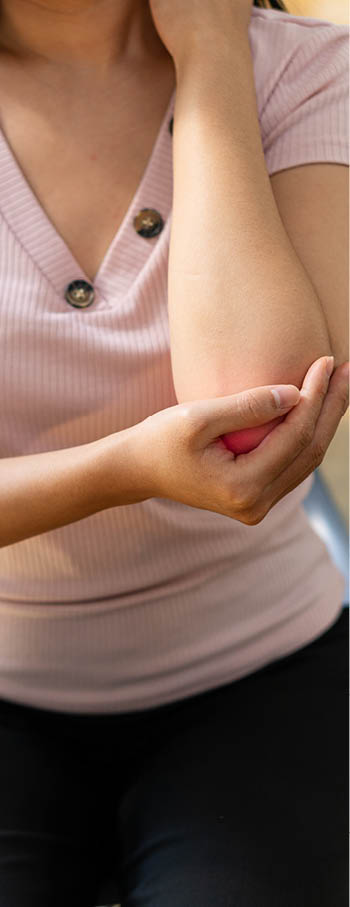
[133,209,164,239]
[64,280,95,308]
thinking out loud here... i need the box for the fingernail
[271,385,300,409]
[325,356,334,377]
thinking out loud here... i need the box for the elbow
[174,347,334,456]
[175,345,334,405]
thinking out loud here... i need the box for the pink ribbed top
[0,7,348,713]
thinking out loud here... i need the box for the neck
[0,0,167,76]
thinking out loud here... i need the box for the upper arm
[270,162,349,368]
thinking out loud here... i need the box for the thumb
[199,384,300,444]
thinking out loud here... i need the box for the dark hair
[253,0,289,12]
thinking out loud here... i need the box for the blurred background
[284,0,349,528]
[287,0,348,25]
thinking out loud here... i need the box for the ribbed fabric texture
[0,7,348,713]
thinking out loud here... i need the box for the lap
[0,608,348,907]
[0,698,112,907]
[114,608,348,906]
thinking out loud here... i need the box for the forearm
[169,37,332,406]
[0,429,148,548]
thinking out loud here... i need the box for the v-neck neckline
[0,86,176,308]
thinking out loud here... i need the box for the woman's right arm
[1,356,347,548]
[0,429,149,549]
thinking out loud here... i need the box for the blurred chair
[302,468,349,605]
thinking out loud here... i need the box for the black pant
[0,607,348,907]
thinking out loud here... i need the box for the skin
[0,0,170,73]
[221,416,284,456]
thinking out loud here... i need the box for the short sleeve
[259,21,349,176]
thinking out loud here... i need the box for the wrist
[92,427,152,509]
[174,28,250,84]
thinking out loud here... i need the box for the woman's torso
[0,52,176,283]
[0,9,347,713]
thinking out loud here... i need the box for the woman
[0,0,348,904]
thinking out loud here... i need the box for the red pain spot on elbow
[220,416,284,455]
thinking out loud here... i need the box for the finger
[196,382,300,447]
[260,360,349,511]
[231,356,332,486]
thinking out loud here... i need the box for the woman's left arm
[167,31,334,408]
